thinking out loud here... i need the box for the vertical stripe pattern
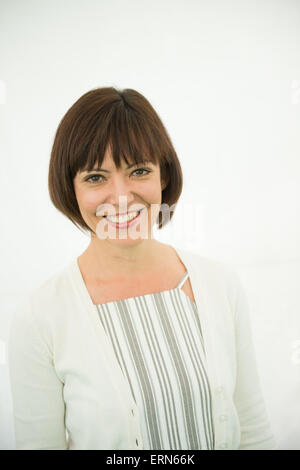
[96,272,215,450]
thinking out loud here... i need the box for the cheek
[75,177,162,212]
[142,179,162,201]
[77,189,100,212]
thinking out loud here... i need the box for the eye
[85,174,103,184]
[85,168,151,184]
[132,168,151,177]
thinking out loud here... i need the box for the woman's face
[73,146,166,247]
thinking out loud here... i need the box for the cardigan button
[216,387,223,394]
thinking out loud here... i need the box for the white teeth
[107,211,140,223]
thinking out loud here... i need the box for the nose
[106,173,135,209]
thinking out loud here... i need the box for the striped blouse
[95,270,215,450]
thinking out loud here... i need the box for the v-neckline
[92,282,196,308]
[76,245,194,307]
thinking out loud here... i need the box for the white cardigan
[8,247,277,450]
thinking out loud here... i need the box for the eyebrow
[83,160,152,174]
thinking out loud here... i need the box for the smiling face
[73,144,167,249]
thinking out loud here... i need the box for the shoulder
[31,262,72,304]
[12,261,75,329]
[176,246,238,284]
[175,246,243,307]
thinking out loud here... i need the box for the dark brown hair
[48,86,183,235]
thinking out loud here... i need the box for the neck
[79,237,165,282]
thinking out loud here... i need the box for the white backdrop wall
[0,0,299,450]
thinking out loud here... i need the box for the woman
[8,87,277,450]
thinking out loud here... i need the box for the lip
[105,208,144,229]
[96,207,145,217]
[103,208,143,218]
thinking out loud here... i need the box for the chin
[107,237,146,246]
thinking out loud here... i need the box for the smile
[104,209,144,228]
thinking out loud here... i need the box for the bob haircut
[48,86,183,235]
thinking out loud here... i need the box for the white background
[1,0,299,450]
